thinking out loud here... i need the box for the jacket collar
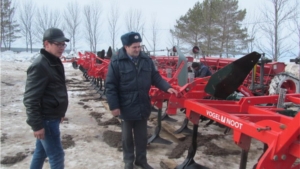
[40,49,62,66]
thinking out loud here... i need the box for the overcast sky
[13,0,288,57]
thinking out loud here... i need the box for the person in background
[105,32,178,169]
[23,27,69,169]
[191,62,212,77]
[182,61,212,125]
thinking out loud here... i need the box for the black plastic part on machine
[290,57,300,64]
[72,61,78,69]
[205,52,261,99]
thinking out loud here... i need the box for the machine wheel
[269,72,299,95]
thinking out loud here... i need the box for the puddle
[62,134,75,149]
[98,117,121,126]
[103,130,122,151]
[1,152,27,165]
[80,98,103,102]
[1,133,8,143]
[1,81,14,86]
[77,102,85,105]
[89,112,104,124]
[83,105,91,109]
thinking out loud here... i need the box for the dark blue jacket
[195,63,212,78]
[105,48,171,120]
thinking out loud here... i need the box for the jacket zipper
[133,60,142,118]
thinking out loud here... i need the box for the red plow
[163,52,300,169]
[72,49,112,98]
[70,47,299,169]
[168,92,300,169]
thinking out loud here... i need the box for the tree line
[1,0,299,61]
[171,0,299,60]
[0,0,145,54]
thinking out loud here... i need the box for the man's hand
[167,88,178,96]
[60,117,64,123]
[111,109,120,117]
[34,128,45,140]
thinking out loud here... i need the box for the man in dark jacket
[105,32,177,169]
[23,27,69,169]
[191,62,212,77]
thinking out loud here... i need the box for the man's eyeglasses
[50,42,67,48]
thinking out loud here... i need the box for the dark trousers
[121,119,148,164]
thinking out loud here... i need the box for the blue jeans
[30,119,64,169]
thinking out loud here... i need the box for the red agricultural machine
[70,45,299,98]
[72,47,113,98]
[163,52,300,169]
[71,46,299,169]
[148,48,299,140]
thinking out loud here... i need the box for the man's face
[44,40,67,57]
[125,42,141,57]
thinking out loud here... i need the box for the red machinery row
[70,47,299,169]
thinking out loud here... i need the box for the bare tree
[259,0,298,61]
[125,9,145,33]
[63,1,81,51]
[107,1,120,50]
[295,21,300,58]
[35,6,61,41]
[244,14,260,53]
[18,0,35,52]
[291,1,300,57]
[83,1,102,53]
[168,28,181,49]
[150,14,159,55]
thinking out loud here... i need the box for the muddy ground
[1,61,266,169]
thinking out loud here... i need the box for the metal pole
[290,57,300,93]
[251,65,255,91]
[260,53,265,93]
[298,63,300,93]
[239,150,249,169]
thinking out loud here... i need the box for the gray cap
[43,28,70,42]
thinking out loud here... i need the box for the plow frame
[168,93,300,169]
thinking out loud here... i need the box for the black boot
[124,163,133,169]
[135,162,154,169]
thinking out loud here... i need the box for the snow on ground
[0,50,72,62]
[0,52,126,169]
[1,51,39,62]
